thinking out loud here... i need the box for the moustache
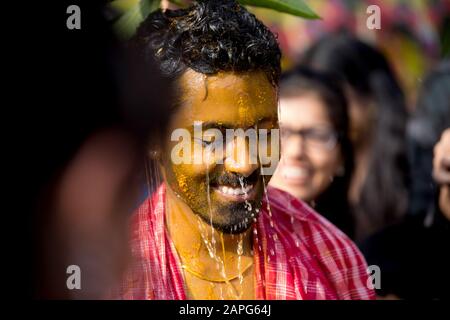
[212,169,260,188]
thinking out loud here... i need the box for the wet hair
[131,0,281,87]
[302,33,409,241]
[280,67,355,237]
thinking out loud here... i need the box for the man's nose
[224,136,259,177]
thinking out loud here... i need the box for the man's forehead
[178,69,275,98]
[171,109,278,131]
[171,69,278,128]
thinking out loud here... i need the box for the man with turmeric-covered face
[119,0,375,300]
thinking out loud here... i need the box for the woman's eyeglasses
[280,127,338,150]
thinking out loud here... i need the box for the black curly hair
[131,0,281,87]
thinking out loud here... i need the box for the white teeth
[218,184,253,196]
[282,167,308,179]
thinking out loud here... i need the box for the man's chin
[196,205,261,234]
[209,220,254,235]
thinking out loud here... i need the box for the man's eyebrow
[200,122,233,131]
[189,118,276,131]
[186,122,232,133]
[257,117,277,128]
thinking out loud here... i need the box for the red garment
[118,184,375,300]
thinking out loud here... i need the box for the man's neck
[164,185,254,281]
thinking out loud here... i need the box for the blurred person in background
[407,61,450,221]
[28,2,171,299]
[361,62,450,299]
[302,33,410,243]
[434,128,450,220]
[269,67,356,238]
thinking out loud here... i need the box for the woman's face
[270,93,342,202]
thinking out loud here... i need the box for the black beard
[196,199,262,234]
[212,170,260,189]
[169,166,264,234]
[204,169,263,234]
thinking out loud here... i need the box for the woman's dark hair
[302,33,409,241]
[409,60,450,147]
[131,0,281,87]
[280,67,355,237]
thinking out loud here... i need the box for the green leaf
[109,0,141,13]
[110,0,161,40]
[168,0,190,8]
[238,0,319,19]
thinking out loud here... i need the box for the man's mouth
[210,170,260,201]
[213,183,256,201]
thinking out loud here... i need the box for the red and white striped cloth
[118,184,375,300]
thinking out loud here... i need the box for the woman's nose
[283,134,307,159]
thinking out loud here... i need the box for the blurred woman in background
[407,60,450,221]
[302,33,410,242]
[270,67,355,238]
[361,62,450,299]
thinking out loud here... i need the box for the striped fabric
[118,184,375,300]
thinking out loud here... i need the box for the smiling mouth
[282,166,310,183]
[213,183,256,201]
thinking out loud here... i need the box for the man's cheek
[171,167,190,194]
[169,146,218,174]
[170,165,207,200]
[172,162,214,182]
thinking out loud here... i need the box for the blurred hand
[433,128,450,220]
[55,129,140,298]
